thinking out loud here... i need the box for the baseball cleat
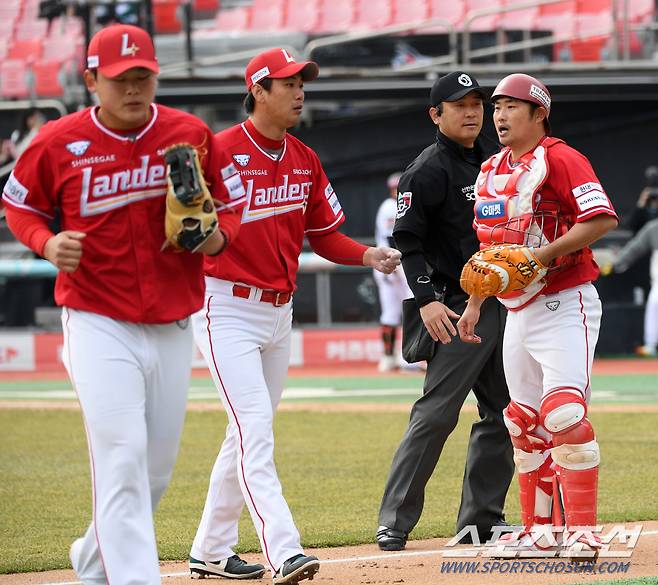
[376,526,408,551]
[189,555,266,579]
[272,554,320,584]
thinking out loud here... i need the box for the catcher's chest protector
[473,138,563,308]
[474,137,564,249]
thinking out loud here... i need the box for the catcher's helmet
[492,73,551,134]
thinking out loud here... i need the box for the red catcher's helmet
[492,73,552,133]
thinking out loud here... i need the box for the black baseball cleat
[189,555,266,579]
[272,554,320,584]
[376,526,408,551]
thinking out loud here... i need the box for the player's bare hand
[43,231,86,273]
[457,303,482,344]
[365,246,401,274]
[419,300,459,344]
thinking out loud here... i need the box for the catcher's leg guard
[503,401,554,531]
[540,388,600,531]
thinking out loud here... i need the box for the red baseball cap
[87,24,159,78]
[245,48,319,90]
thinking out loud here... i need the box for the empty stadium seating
[250,0,285,31]
[214,6,251,31]
[8,39,42,61]
[355,0,394,29]
[316,0,356,34]
[0,0,656,103]
[392,0,428,26]
[285,0,321,32]
[0,59,30,99]
[32,59,65,97]
[153,0,182,34]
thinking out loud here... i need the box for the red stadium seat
[617,0,655,22]
[214,6,251,31]
[570,11,613,60]
[153,0,182,34]
[250,0,285,31]
[500,2,539,30]
[0,59,30,98]
[0,18,16,39]
[576,0,611,13]
[0,5,20,23]
[8,39,42,61]
[464,0,502,31]
[285,0,320,32]
[392,0,428,25]
[536,1,576,39]
[43,36,78,61]
[356,0,394,29]
[49,17,84,39]
[193,0,220,14]
[316,0,356,33]
[32,59,65,97]
[427,0,464,27]
[13,19,48,41]
[539,0,576,16]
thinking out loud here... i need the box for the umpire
[376,72,514,550]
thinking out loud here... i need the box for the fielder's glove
[163,143,218,252]
[460,243,548,298]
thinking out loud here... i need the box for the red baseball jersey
[2,104,246,323]
[205,119,345,292]
[494,140,617,294]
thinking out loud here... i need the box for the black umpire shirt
[393,129,499,307]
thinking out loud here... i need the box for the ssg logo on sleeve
[396,191,412,219]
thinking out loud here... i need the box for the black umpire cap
[430,71,487,106]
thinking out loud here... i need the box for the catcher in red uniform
[458,74,617,558]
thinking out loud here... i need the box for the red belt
[232,284,292,307]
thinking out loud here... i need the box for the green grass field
[1,372,658,404]
[1,406,658,574]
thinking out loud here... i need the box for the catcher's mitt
[460,243,548,298]
[163,143,218,252]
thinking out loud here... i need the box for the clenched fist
[43,231,86,273]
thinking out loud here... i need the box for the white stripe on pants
[191,278,301,573]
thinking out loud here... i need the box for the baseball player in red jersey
[188,48,401,584]
[457,74,618,557]
[2,24,246,585]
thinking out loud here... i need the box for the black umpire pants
[378,295,514,536]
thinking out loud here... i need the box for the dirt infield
[1,522,657,585]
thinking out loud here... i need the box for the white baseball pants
[644,283,658,348]
[373,268,412,326]
[502,282,602,415]
[62,308,193,585]
[191,278,302,573]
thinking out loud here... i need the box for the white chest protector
[474,137,563,308]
